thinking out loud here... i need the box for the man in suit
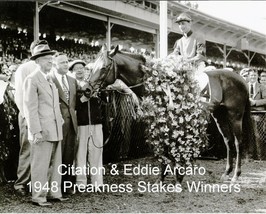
[259,71,266,86]
[249,69,266,109]
[248,69,266,160]
[14,40,40,196]
[50,53,78,195]
[23,42,67,206]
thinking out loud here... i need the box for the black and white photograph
[0,0,265,213]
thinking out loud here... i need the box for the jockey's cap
[175,12,192,23]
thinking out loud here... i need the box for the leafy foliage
[141,56,209,166]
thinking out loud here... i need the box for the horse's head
[86,45,119,97]
[89,44,146,97]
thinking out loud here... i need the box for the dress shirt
[55,72,69,90]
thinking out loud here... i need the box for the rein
[89,56,117,95]
[87,57,117,148]
[89,51,146,148]
[92,56,145,95]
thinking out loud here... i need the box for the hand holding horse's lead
[83,88,91,98]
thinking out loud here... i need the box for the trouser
[14,113,31,190]
[76,124,103,186]
[31,140,62,203]
[61,117,76,190]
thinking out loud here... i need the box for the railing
[102,92,150,163]
[202,111,266,160]
[249,111,266,160]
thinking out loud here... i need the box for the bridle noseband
[89,56,117,96]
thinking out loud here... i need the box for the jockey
[170,12,212,102]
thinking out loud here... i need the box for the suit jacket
[49,70,78,134]
[23,69,63,141]
[250,82,266,111]
[14,60,37,118]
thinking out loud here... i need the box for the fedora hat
[240,68,250,77]
[175,12,192,23]
[30,43,56,60]
[69,59,86,71]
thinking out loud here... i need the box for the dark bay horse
[89,45,146,97]
[89,45,252,183]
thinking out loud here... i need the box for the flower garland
[141,55,209,167]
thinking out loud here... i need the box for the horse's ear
[109,45,119,57]
[101,44,107,51]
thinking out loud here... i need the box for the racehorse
[89,45,252,183]
[89,45,146,97]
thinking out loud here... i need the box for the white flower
[152,70,158,76]
[142,57,208,166]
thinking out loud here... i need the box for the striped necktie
[62,75,69,102]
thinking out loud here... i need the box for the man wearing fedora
[14,40,40,196]
[23,41,67,206]
[49,53,78,195]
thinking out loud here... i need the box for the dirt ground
[0,156,265,213]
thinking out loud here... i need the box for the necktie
[250,84,254,97]
[62,75,69,102]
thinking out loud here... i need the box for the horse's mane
[117,50,146,64]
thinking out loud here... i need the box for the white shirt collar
[55,71,69,89]
[39,70,48,80]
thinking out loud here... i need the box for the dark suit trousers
[61,117,76,190]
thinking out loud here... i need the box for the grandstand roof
[0,0,265,58]
[48,0,266,55]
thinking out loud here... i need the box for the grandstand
[0,1,265,71]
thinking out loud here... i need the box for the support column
[243,50,256,67]
[216,43,233,68]
[154,30,160,58]
[223,44,226,68]
[105,17,114,51]
[33,1,39,40]
[159,1,168,58]
[106,17,111,51]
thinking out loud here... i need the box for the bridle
[88,52,145,148]
[89,56,117,96]
[89,54,146,97]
